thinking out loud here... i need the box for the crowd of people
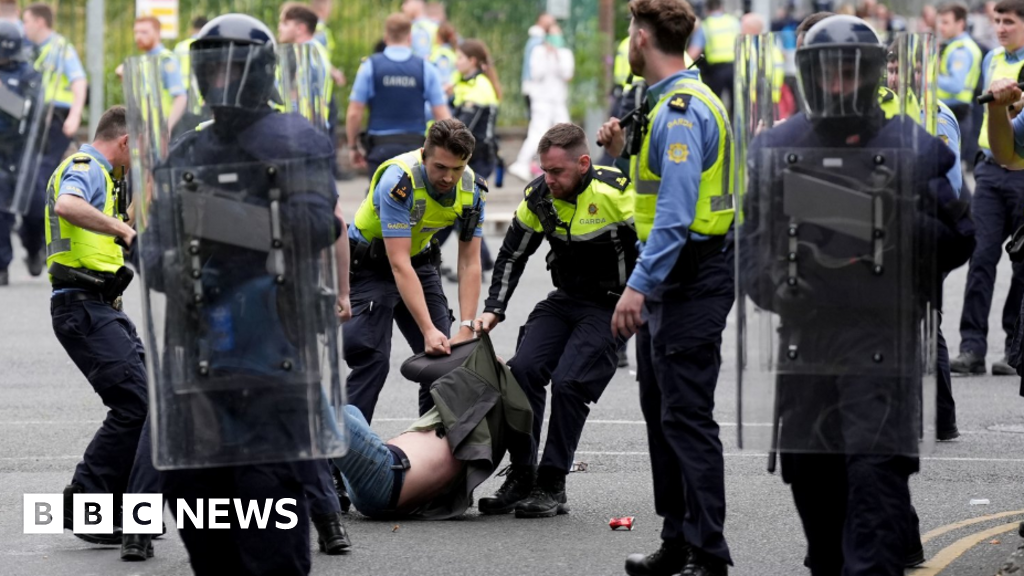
[8,0,1024,575]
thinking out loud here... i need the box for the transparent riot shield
[734,32,940,458]
[0,52,58,215]
[124,45,346,469]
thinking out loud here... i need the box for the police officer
[951,0,1024,376]
[403,0,438,60]
[121,16,187,128]
[7,3,86,277]
[0,21,40,286]
[474,123,637,518]
[739,16,974,575]
[278,4,333,129]
[130,14,348,574]
[345,12,451,178]
[173,16,208,93]
[598,0,734,573]
[344,118,485,422]
[687,0,739,106]
[936,3,982,153]
[45,106,141,546]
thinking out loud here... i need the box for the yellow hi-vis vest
[703,13,740,65]
[355,150,479,255]
[34,34,74,106]
[631,78,733,242]
[937,37,983,105]
[173,37,195,91]
[430,43,457,84]
[44,153,122,276]
[453,72,498,107]
[979,48,1024,151]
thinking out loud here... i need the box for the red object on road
[609,516,635,531]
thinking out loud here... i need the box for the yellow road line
[910,522,1019,576]
[920,510,1024,544]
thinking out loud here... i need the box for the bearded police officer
[346,12,450,177]
[736,16,975,575]
[345,118,485,422]
[45,106,140,546]
[598,0,735,573]
[473,123,637,518]
[125,14,349,574]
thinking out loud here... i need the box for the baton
[977,82,1024,104]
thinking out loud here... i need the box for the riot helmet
[190,14,277,111]
[0,21,22,63]
[796,15,885,122]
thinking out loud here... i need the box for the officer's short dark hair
[538,123,590,160]
[424,118,476,161]
[191,16,209,31]
[94,106,128,142]
[282,3,318,35]
[24,3,53,29]
[706,0,722,11]
[937,3,968,22]
[796,11,835,39]
[630,0,696,57]
[385,13,412,43]
[995,0,1024,20]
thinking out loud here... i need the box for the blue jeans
[334,405,401,518]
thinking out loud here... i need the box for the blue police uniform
[349,46,446,176]
[150,110,337,574]
[744,113,975,575]
[0,60,41,273]
[48,144,149,535]
[955,45,1024,372]
[936,102,962,438]
[629,69,734,566]
[343,162,485,422]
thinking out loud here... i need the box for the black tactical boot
[331,465,352,515]
[478,464,535,515]
[120,534,153,561]
[25,249,44,277]
[63,483,122,545]
[625,540,691,576]
[992,355,1016,376]
[681,549,728,576]
[515,467,569,518]
[950,351,985,374]
[313,512,351,555]
[0,269,8,286]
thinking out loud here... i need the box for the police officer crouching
[45,105,142,546]
[474,123,637,518]
[737,16,975,575]
[344,118,485,423]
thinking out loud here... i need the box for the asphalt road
[1,175,1023,576]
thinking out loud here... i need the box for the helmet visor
[797,45,885,119]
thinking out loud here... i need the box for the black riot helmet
[190,14,277,111]
[0,21,22,62]
[796,15,885,123]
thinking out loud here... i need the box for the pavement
[2,171,1024,576]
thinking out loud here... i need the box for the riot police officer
[599,0,734,573]
[45,105,140,547]
[0,20,40,286]
[126,14,349,575]
[344,118,485,422]
[737,16,975,575]
[345,12,450,177]
[474,123,637,518]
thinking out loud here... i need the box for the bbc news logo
[23,494,299,534]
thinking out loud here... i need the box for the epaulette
[667,93,692,112]
[72,156,91,163]
[880,88,895,103]
[389,172,414,203]
[474,173,489,193]
[592,167,630,191]
[523,175,547,200]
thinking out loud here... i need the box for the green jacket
[404,335,533,519]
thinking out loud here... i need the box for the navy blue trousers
[636,247,734,565]
[506,290,621,473]
[342,263,451,422]
[958,160,1024,357]
[51,295,148,509]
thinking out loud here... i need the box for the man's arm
[64,79,86,138]
[936,48,973,96]
[477,202,545,332]
[385,236,450,354]
[686,27,705,62]
[55,195,135,245]
[334,201,352,322]
[452,236,481,343]
[424,62,452,121]
[346,101,367,168]
[986,78,1024,169]
[169,94,187,129]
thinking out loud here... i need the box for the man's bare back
[388,430,464,510]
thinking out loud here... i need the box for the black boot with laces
[625,540,691,576]
[478,464,535,515]
[515,466,569,518]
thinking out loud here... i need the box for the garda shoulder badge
[389,174,413,203]
[593,167,629,191]
[667,93,691,112]
[71,156,91,172]
[668,143,689,164]
[939,134,950,145]
[474,173,489,193]
[588,203,599,215]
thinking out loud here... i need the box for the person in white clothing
[509,25,574,182]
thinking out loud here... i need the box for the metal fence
[51,0,627,126]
